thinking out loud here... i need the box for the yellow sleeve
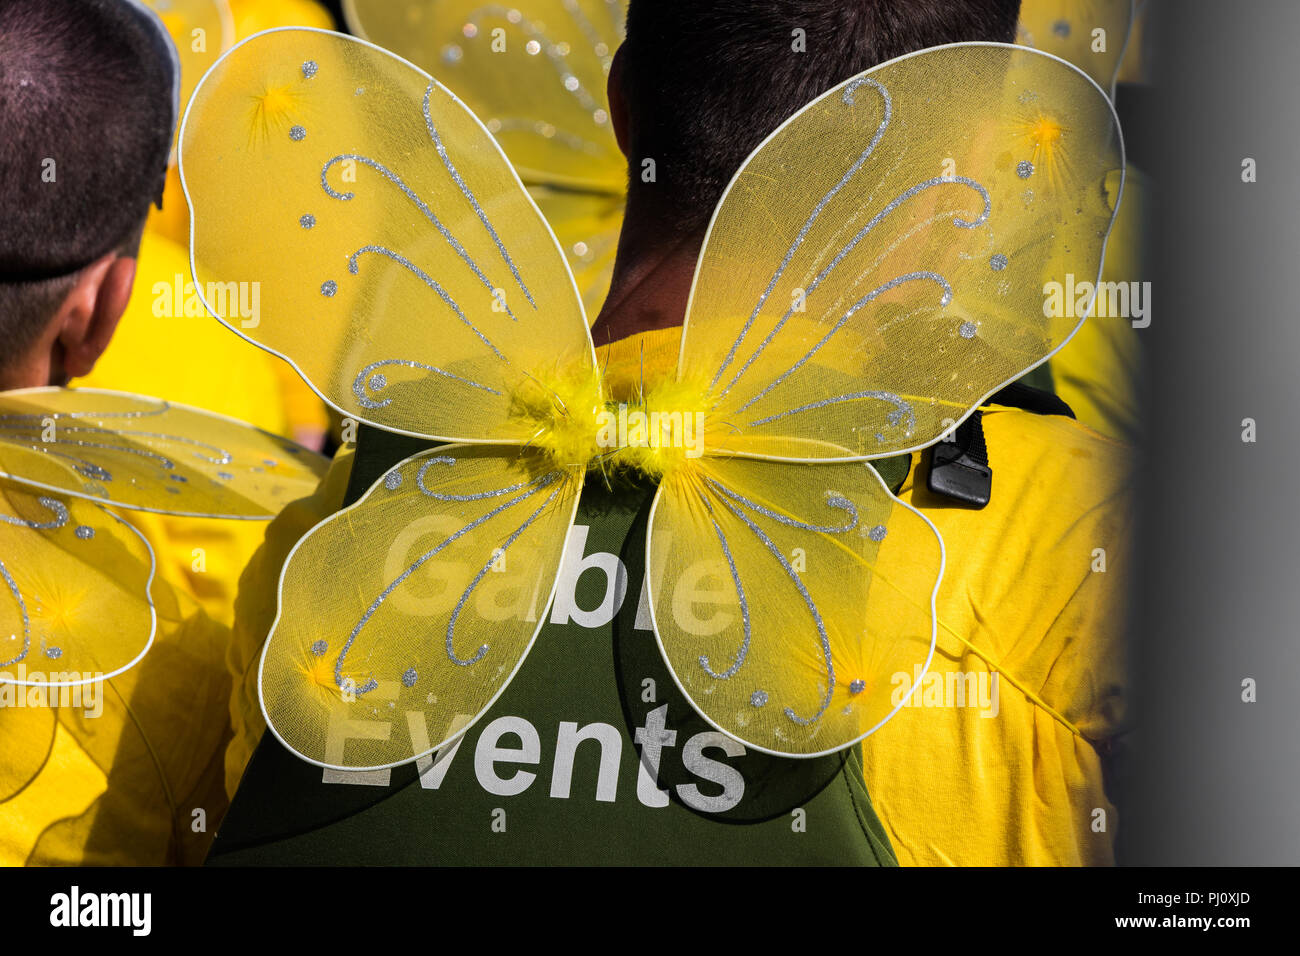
[224,445,356,799]
[1,576,234,866]
[860,409,1132,865]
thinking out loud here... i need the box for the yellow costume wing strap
[181,27,594,443]
[675,43,1124,462]
[0,388,326,518]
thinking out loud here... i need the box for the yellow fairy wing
[1017,0,1135,97]
[647,455,943,757]
[673,43,1123,462]
[259,445,582,770]
[343,0,626,192]
[342,1,628,312]
[0,484,154,687]
[0,388,326,518]
[141,0,236,161]
[180,27,595,442]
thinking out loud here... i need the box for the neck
[589,222,701,348]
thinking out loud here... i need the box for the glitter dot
[572,241,589,258]
[44,646,62,660]
[849,679,866,694]
[990,253,1009,272]
[868,524,888,542]
[302,60,319,78]
[289,125,306,141]
[402,668,418,687]
[555,41,571,56]
[592,108,608,125]
[321,280,337,297]
[217,471,233,480]
[442,44,463,64]
[1052,18,1071,37]
[506,9,521,24]
[384,471,403,490]
[1016,160,1034,179]
[563,74,580,92]
[169,473,188,482]
[486,118,502,133]
[263,458,278,467]
[462,22,478,38]
[525,40,541,55]
[750,690,769,707]
[74,525,95,540]
[354,87,365,96]
[299,213,316,229]
[369,372,387,391]
[311,640,328,656]
[959,321,978,339]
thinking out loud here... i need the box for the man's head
[611,0,1021,244]
[0,0,177,389]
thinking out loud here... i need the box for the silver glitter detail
[321,280,337,297]
[417,457,551,502]
[442,44,463,64]
[320,154,513,317]
[289,125,306,141]
[299,213,315,229]
[383,471,403,491]
[868,524,887,542]
[959,321,978,339]
[302,60,319,78]
[721,176,987,406]
[368,373,388,391]
[44,646,62,660]
[1016,160,1034,179]
[697,493,751,680]
[336,472,561,694]
[849,679,866,694]
[351,359,500,411]
[423,84,536,309]
[217,471,233,480]
[169,473,187,482]
[402,667,418,687]
[750,690,769,707]
[714,494,834,727]
[750,390,916,436]
[347,246,507,359]
[704,478,858,534]
[1052,18,1071,37]
[713,77,893,391]
[990,253,1009,271]
[0,559,30,667]
[311,640,328,656]
[74,525,95,540]
[446,485,561,667]
[0,497,70,530]
[735,271,953,415]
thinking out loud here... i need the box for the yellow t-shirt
[1,571,233,866]
[222,329,1130,865]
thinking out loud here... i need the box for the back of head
[0,0,176,365]
[618,0,1022,242]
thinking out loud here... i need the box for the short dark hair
[619,0,1022,240]
[0,0,175,362]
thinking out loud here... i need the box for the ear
[608,44,630,159]
[54,253,137,381]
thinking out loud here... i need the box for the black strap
[924,383,1074,509]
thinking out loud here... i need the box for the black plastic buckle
[925,410,992,508]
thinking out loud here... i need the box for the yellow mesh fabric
[1017,0,1135,95]
[182,28,596,441]
[343,0,627,315]
[677,44,1122,462]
